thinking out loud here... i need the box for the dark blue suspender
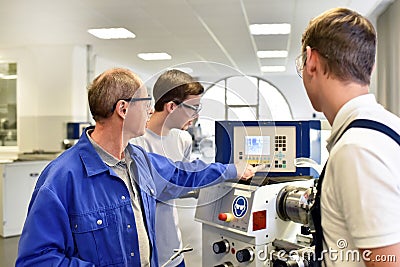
[338,119,400,145]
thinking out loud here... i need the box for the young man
[131,69,203,267]
[16,68,255,267]
[298,8,400,266]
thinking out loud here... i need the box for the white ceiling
[0,0,394,80]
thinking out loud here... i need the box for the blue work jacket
[16,128,236,267]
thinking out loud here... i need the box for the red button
[218,213,233,222]
[218,213,228,221]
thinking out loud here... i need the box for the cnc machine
[195,121,322,267]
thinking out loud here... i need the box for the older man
[16,68,255,267]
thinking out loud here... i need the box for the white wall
[264,74,323,120]
[0,43,321,161]
[377,0,400,116]
[0,45,88,157]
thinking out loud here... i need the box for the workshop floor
[0,235,19,267]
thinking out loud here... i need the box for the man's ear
[165,101,176,113]
[304,46,317,76]
[115,101,127,118]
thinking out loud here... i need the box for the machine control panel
[215,120,322,177]
[195,183,255,233]
[234,126,296,172]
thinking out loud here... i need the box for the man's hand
[234,161,257,180]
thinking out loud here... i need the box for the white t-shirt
[322,94,400,266]
[131,128,193,267]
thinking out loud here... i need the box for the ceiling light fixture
[257,50,288,58]
[137,53,172,61]
[250,23,291,35]
[261,66,286,72]
[88,28,136,39]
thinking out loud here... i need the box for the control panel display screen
[245,136,270,156]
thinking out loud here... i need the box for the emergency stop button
[218,213,233,222]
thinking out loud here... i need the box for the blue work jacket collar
[75,126,115,177]
[74,127,157,197]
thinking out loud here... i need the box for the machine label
[232,196,248,218]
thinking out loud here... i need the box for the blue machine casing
[215,120,321,177]
[67,122,91,139]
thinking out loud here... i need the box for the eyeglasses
[111,96,152,112]
[295,51,307,78]
[182,102,202,115]
[173,101,202,117]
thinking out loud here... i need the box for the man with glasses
[16,68,255,267]
[298,8,400,266]
[131,69,204,267]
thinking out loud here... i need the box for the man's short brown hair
[88,68,143,121]
[153,69,204,112]
[301,7,376,85]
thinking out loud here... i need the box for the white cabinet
[0,160,50,237]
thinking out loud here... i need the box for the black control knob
[301,225,311,235]
[212,239,230,254]
[214,262,234,267]
[236,247,254,263]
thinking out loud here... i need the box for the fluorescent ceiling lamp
[250,23,291,35]
[257,50,288,58]
[261,66,286,72]
[88,28,136,39]
[137,53,172,61]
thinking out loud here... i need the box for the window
[0,62,17,147]
[197,75,292,137]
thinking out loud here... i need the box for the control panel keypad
[274,135,287,168]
